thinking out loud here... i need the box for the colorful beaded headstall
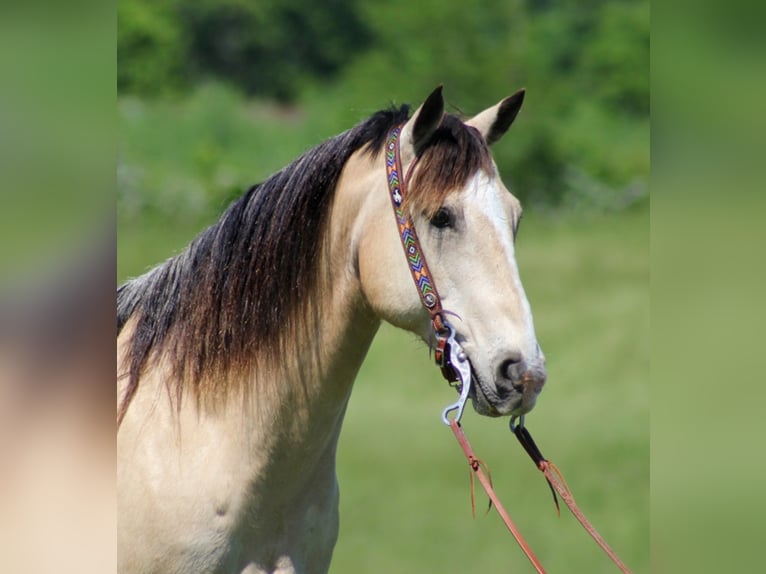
[384,126,443,317]
[384,124,473,422]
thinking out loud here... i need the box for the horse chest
[169,467,340,574]
[235,477,341,574]
[119,406,342,574]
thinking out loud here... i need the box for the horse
[117,86,547,574]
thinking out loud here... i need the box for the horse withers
[117,86,545,573]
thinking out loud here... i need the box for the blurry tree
[317,0,648,207]
[118,0,187,95]
[118,0,370,100]
[118,0,649,211]
[581,2,649,116]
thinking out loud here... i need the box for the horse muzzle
[471,358,547,417]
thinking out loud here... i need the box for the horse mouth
[468,367,543,418]
[469,371,523,417]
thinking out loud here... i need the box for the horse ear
[401,85,445,161]
[466,88,525,145]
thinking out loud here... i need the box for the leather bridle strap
[384,125,447,334]
[513,423,632,574]
[450,420,547,574]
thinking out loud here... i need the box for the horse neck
[243,150,384,471]
[298,153,383,411]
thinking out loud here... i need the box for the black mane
[117,104,492,424]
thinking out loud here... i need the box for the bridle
[384,124,632,573]
[383,125,472,423]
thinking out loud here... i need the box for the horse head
[357,86,546,417]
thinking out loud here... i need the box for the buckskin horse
[117,86,547,573]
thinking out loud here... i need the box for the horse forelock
[406,114,494,218]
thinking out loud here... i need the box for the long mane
[117,107,491,424]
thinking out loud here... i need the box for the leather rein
[384,125,631,573]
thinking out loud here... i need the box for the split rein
[384,125,631,573]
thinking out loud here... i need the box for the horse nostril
[498,353,526,390]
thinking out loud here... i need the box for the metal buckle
[509,414,525,433]
[439,323,472,425]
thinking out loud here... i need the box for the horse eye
[430,207,453,229]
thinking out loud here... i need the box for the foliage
[118,0,187,96]
[118,0,369,100]
[118,0,649,216]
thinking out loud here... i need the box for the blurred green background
[118,0,648,571]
